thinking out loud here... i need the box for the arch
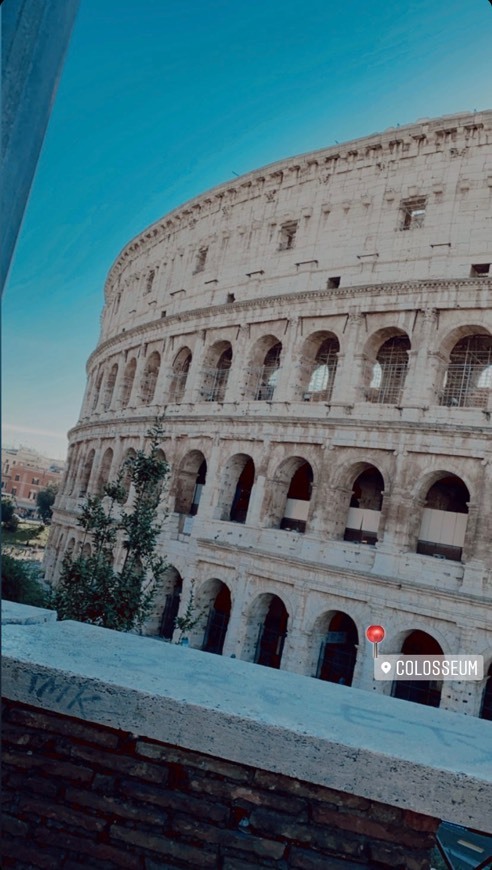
[416,473,469,561]
[102,363,118,411]
[314,611,359,687]
[200,579,232,655]
[140,351,161,405]
[158,567,183,640]
[245,335,282,401]
[79,449,95,496]
[65,536,76,558]
[218,454,255,523]
[200,341,233,402]
[120,358,137,409]
[169,347,192,403]
[439,333,492,408]
[96,448,114,495]
[365,330,411,405]
[174,451,207,516]
[480,663,492,721]
[246,594,289,669]
[91,369,104,412]
[82,542,92,558]
[392,630,443,708]
[344,465,384,545]
[300,332,340,402]
[268,456,314,533]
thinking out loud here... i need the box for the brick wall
[2,699,438,870]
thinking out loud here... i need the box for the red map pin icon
[366,624,385,658]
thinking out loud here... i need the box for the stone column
[274,318,298,403]
[404,309,441,407]
[330,313,366,407]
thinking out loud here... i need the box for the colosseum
[47,110,492,719]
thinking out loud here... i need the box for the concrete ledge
[1,600,58,625]
[2,618,491,833]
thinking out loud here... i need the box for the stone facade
[47,111,492,717]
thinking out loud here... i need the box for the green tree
[1,497,18,532]
[36,484,58,523]
[1,552,47,607]
[54,421,169,632]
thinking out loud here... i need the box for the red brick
[137,740,252,781]
[290,847,366,870]
[6,705,120,748]
[110,823,217,867]
[403,809,440,832]
[5,771,59,798]
[65,786,168,826]
[18,795,107,832]
[35,827,141,869]
[69,743,167,784]
[1,837,62,869]
[368,802,403,824]
[172,817,285,861]
[230,785,308,817]
[1,813,29,837]
[122,778,228,823]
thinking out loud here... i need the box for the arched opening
[91,370,104,412]
[96,448,113,495]
[440,334,492,408]
[392,630,443,708]
[316,612,358,686]
[279,460,313,533]
[254,595,289,669]
[159,569,183,640]
[120,358,137,409]
[79,449,95,496]
[140,351,161,405]
[225,456,255,523]
[169,348,192,403]
[201,343,233,402]
[102,363,118,412]
[202,581,231,655]
[82,542,92,558]
[254,342,282,401]
[344,466,384,545]
[366,335,410,404]
[480,664,492,721]
[302,335,339,402]
[416,474,469,561]
[174,452,207,516]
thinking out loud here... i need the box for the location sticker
[366,624,385,659]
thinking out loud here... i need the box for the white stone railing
[2,601,491,834]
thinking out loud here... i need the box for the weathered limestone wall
[46,112,492,712]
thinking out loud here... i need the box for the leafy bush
[1,553,47,607]
[54,421,169,632]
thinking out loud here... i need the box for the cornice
[67,409,491,445]
[87,277,492,370]
[103,111,492,301]
[196,538,489,608]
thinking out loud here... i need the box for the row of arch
[173,451,471,562]
[64,439,473,564]
[158,573,492,719]
[88,327,492,414]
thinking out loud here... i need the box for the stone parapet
[2,611,491,839]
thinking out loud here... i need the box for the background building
[47,110,492,718]
[2,446,64,516]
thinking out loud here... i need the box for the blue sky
[3,0,491,459]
